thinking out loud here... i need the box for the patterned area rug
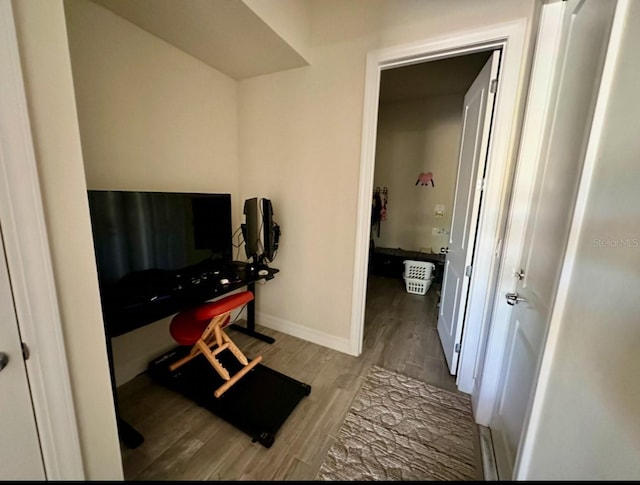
[317,366,480,481]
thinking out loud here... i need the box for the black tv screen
[87,190,232,293]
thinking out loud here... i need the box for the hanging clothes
[372,187,388,237]
[380,187,388,222]
[372,188,383,237]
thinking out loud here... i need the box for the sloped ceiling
[380,51,493,102]
[91,0,309,80]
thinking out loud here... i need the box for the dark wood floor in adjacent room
[116,274,483,480]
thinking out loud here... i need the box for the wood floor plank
[116,275,481,480]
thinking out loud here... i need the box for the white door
[490,0,618,479]
[438,51,500,375]
[0,228,46,479]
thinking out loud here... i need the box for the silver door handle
[505,292,526,305]
[0,352,8,372]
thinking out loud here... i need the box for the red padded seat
[170,291,254,346]
[166,289,261,398]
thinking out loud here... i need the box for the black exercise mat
[147,346,311,448]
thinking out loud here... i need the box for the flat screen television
[242,197,259,263]
[87,190,232,298]
[261,198,280,263]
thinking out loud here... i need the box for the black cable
[257,198,265,255]
[231,226,246,260]
[231,226,243,248]
[229,303,248,324]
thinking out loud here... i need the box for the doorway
[351,20,528,414]
[367,50,496,383]
[371,52,492,257]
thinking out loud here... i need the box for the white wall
[11,0,123,479]
[238,0,536,348]
[65,0,238,195]
[522,1,640,479]
[64,0,240,385]
[373,94,463,253]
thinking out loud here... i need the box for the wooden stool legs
[168,309,262,398]
[214,354,262,398]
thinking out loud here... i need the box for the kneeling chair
[168,291,262,398]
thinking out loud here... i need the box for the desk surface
[102,260,279,337]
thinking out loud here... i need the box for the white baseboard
[479,425,499,480]
[257,312,352,355]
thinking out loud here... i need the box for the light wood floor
[116,274,483,480]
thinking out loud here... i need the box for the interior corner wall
[523,1,640,478]
[238,0,536,347]
[242,0,311,61]
[64,0,240,386]
[11,0,122,479]
[64,0,239,196]
[373,95,463,253]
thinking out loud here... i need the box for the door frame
[350,18,529,402]
[0,0,84,479]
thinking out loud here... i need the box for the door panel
[490,0,617,479]
[438,50,501,374]
[524,0,615,304]
[0,228,46,479]
[439,259,460,343]
[498,319,537,463]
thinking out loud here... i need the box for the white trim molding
[0,0,84,479]
[514,0,630,478]
[350,19,529,412]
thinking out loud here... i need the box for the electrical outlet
[432,227,448,236]
[434,204,445,217]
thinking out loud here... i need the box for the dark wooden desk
[101,260,279,448]
[103,261,278,341]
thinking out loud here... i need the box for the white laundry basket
[403,260,435,295]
